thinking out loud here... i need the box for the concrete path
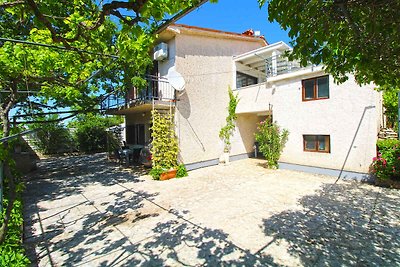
[24,153,400,266]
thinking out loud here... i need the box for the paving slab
[24,153,400,266]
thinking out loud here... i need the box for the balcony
[265,54,304,77]
[101,75,175,113]
[234,42,320,85]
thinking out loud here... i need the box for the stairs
[378,128,398,140]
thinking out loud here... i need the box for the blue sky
[177,0,291,45]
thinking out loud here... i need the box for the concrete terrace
[23,153,400,266]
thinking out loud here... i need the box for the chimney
[242,29,254,36]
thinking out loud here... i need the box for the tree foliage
[259,0,400,88]
[69,113,122,153]
[29,116,75,154]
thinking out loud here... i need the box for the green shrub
[176,164,188,178]
[75,123,108,153]
[150,110,178,170]
[0,180,30,266]
[0,198,30,266]
[255,120,289,168]
[149,167,164,180]
[372,139,400,181]
[70,114,123,153]
[30,117,75,154]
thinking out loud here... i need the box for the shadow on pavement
[23,153,400,266]
[24,153,281,266]
[259,183,400,266]
[23,153,150,265]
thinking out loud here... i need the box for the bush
[176,164,188,178]
[150,110,178,170]
[74,123,108,153]
[255,119,289,168]
[29,117,75,154]
[0,196,30,266]
[70,114,123,153]
[149,167,163,180]
[372,139,400,181]
[0,176,30,266]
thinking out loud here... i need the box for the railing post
[272,50,278,77]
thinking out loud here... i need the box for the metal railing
[101,75,175,110]
[265,54,311,78]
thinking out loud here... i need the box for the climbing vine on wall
[219,87,239,152]
[150,110,179,174]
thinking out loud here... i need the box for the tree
[29,115,75,154]
[259,0,400,88]
[0,0,214,244]
[69,113,123,153]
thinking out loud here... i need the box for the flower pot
[160,169,177,181]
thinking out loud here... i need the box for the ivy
[150,110,179,179]
[219,87,239,152]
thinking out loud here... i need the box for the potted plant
[149,110,179,180]
[160,168,177,180]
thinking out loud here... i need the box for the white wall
[233,71,381,173]
[173,33,264,164]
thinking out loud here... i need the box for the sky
[177,0,291,45]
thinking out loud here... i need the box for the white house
[106,24,382,179]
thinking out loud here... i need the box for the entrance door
[126,124,146,145]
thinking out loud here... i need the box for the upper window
[303,135,330,153]
[236,72,257,89]
[302,76,329,101]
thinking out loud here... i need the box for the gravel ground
[23,153,400,266]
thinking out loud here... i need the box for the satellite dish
[167,67,185,92]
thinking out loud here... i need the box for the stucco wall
[173,34,264,164]
[233,72,381,173]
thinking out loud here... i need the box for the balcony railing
[101,75,175,110]
[265,54,311,78]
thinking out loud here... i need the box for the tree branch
[0,0,24,8]
[85,0,148,31]
[24,0,71,47]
